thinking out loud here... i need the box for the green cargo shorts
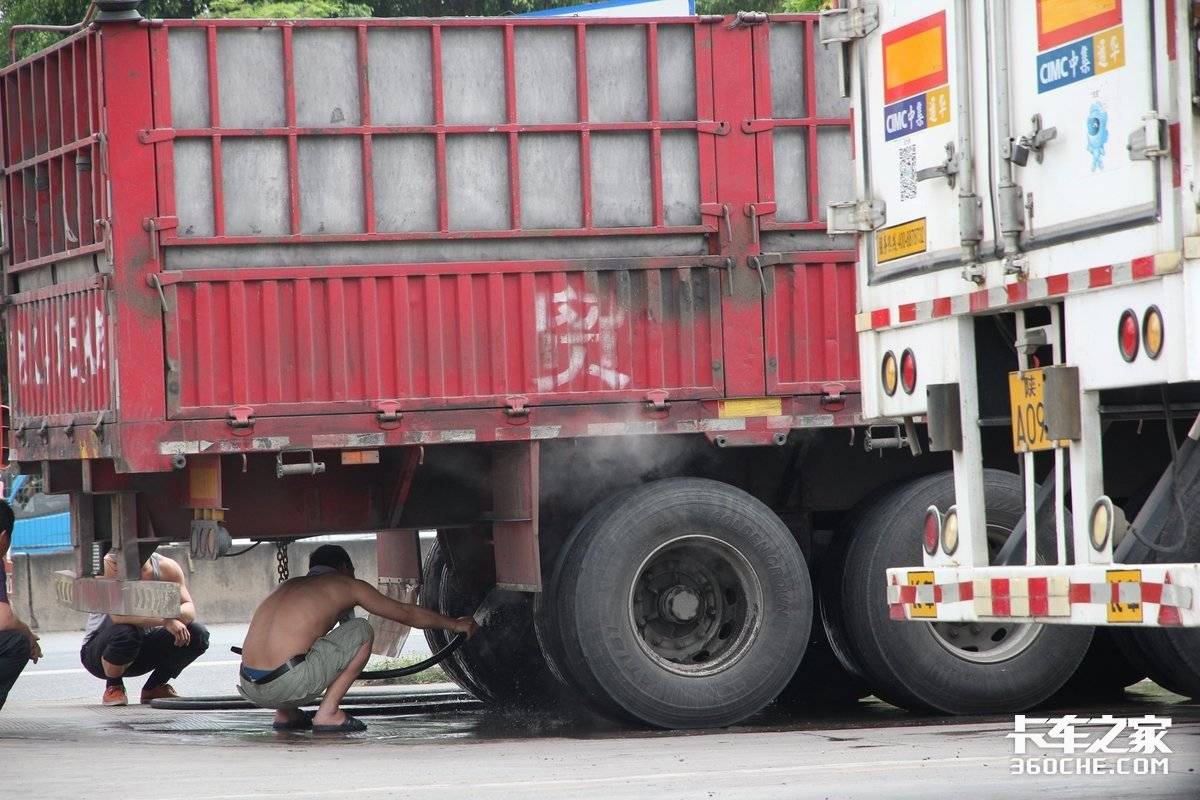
[238,617,373,710]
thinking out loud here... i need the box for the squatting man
[239,545,477,733]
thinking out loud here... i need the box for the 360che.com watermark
[1008,714,1173,776]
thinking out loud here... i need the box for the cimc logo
[1008,714,1173,776]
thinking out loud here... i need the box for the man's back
[241,574,357,669]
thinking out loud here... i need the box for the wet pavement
[3,681,1198,799]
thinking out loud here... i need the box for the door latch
[826,198,886,234]
[1127,113,1168,160]
[916,142,959,189]
[1007,114,1057,166]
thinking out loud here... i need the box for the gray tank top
[82,553,164,644]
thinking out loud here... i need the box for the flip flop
[272,712,314,732]
[312,715,367,734]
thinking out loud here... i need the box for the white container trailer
[821,0,1200,713]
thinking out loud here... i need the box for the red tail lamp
[1118,309,1139,362]
[900,349,917,394]
[923,506,941,556]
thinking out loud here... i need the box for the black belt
[240,654,306,686]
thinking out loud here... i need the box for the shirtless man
[0,500,41,710]
[239,544,476,733]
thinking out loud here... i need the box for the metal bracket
[701,203,733,249]
[1007,114,1057,166]
[1127,113,1168,160]
[142,216,178,264]
[227,405,255,430]
[146,273,169,314]
[827,198,886,234]
[728,11,768,28]
[745,255,770,295]
[276,449,326,478]
[916,142,959,189]
[644,389,671,411]
[818,1,879,44]
[821,382,847,411]
[138,128,176,144]
[741,118,775,134]
[696,121,731,136]
[504,395,530,419]
[744,202,775,246]
[375,399,403,429]
[92,412,105,441]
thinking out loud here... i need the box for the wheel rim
[627,535,764,677]
[927,524,1043,664]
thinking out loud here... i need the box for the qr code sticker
[899,143,917,201]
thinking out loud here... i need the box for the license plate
[1008,368,1054,453]
[719,397,782,418]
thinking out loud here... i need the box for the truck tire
[422,541,560,706]
[551,478,813,728]
[836,470,1092,714]
[534,488,636,715]
[420,544,487,699]
[1120,478,1200,699]
[775,592,871,709]
[1055,629,1147,700]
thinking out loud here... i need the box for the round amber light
[1143,306,1163,360]
[881,351,898,396]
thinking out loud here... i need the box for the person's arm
[350,579,477,637]
[108,557,197,639]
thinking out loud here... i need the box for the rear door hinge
[504,395,530,419]
[644,389,671,411]
[227,405,255,430]
[375,400,403,428]
[826,198,886,234]
[818,1,879,44]
[1127,112,1168,161]
[821,382,847,411]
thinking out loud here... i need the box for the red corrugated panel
[765,257,859,394]
[163,264,723,418]
[6,278,113,422]
[0,29,105,275]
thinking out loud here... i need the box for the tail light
[1089,496,1113,551]
[900,349,917,394]
[1142,306,1163,360]
[881,351,898,396]
[923,506,941,555]
[1118,309,1139,362]
[941,505,959,555]
[0,405,8,472]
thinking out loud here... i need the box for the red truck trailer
[0,4,1128,728]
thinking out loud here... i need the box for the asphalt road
[3,626,1198,799]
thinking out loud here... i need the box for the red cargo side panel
[160,262,723,418]
[6,277,114,424]
[765,256,859,395]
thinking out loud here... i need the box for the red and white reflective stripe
[886,568,1196,626]
[858,254,1179,333]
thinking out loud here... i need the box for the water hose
[151,587,518,711]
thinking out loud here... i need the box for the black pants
[0,629,31,711]
[81,622,210,688]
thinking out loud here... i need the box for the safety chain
[275,542,290,583]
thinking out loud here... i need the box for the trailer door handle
[916,142,959,189]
